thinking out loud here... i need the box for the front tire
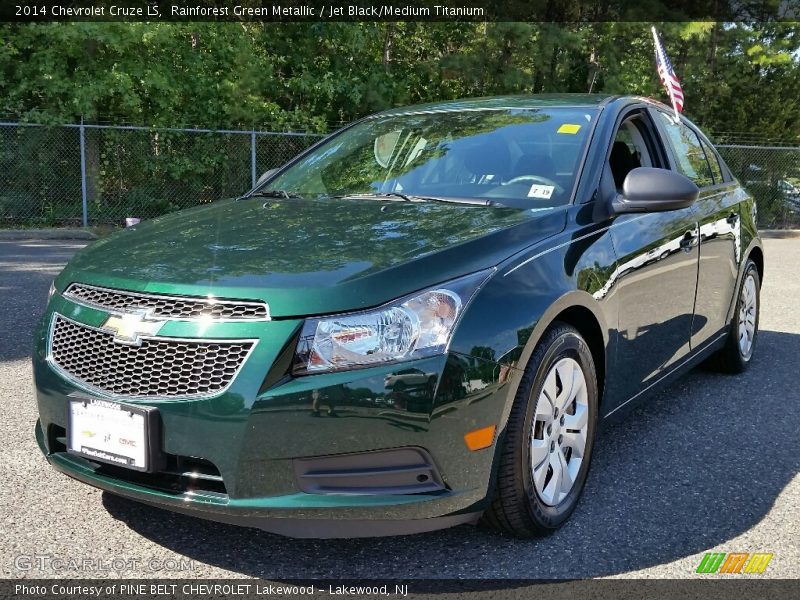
[483,322,598,537]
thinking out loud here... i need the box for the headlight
[293,269,492,374]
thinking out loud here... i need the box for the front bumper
[33,299,516,537]
[36,419,481,537]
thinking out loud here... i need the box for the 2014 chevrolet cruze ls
[34,95,763,538]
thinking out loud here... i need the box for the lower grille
[95,456,228,497]
[49,314,254,398]
[49,426,227,497]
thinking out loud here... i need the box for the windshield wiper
[331,192,413,202]
[417,195,502,207]
[239,189,304,200]
[332,192,501,207]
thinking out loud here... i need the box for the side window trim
[698,138,723,185]
[681,121,724,186]
[692,128,732,185]
[691,133,717,187]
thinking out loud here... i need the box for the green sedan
[33,95,763,537]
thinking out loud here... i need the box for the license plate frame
[66,393,163,473]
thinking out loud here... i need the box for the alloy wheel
[530,357,589,506]
[738,273,757,358]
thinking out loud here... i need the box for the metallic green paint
[34,347,508,520]
[33,94,763,537]
[56,198,559,317]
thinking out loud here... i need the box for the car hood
[58,198,566,317]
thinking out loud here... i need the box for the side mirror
[611,167,699,214]
[256,168,279,186]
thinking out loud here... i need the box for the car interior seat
[609,141,641,189]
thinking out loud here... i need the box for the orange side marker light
[464,425,496,451]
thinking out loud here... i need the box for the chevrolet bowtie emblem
[102,311,164,345]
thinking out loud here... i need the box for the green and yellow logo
[696,552,773,574]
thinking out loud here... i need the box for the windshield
[261,107,597,209]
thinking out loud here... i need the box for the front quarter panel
[449,203,619,414]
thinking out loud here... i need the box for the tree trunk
[708,21,720,76]
[382,23,395,71]
[548,45,559,92]
[84,126,100,212]
[81,39,101,214]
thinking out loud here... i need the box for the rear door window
[699,138,725,184]
[654,111,715,187]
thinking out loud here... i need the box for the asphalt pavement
[1,237,798,580]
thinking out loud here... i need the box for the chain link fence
[717,144,800,229]
[0,122,323,227]
[1,122,798,228]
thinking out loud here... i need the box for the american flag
[651,27,684,117]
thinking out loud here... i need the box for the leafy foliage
[0,21,797,227]
[0,21,798,140]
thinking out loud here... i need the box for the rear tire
[704,259,760,374]
[482,322,598,537]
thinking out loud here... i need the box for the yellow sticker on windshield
[557,124,581,134]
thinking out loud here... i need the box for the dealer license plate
[67,397,153,471]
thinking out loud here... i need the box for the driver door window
[608,118,655,191]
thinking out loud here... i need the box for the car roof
[372,94,673,117]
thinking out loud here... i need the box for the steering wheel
[503,174,563,192]
[503,174,564,193]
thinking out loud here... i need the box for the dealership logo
[102,311,164,345]
[696,552,773,574]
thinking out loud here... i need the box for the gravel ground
[0,238,797,580]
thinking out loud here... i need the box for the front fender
[449,214,619,420]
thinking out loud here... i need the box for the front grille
[64,283,269,320]
[49,315,254,398]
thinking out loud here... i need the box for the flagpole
[652,26,681,123]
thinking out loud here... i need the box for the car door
[651,109,740,349]
[605,109,700,403]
